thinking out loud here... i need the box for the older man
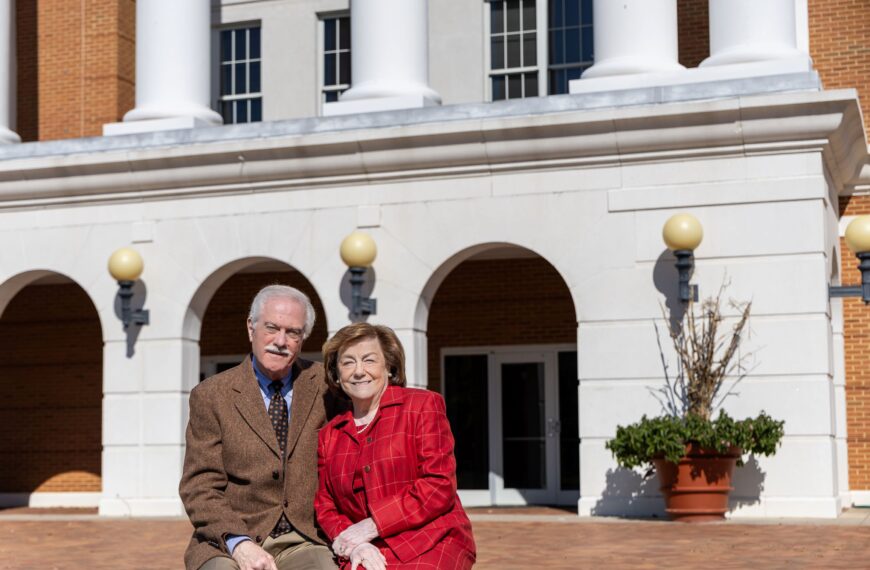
[180,285,340,570]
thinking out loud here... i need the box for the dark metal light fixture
[340,230,378,319]
[830,215,870,304]
[108,247,150,328]
[662,213,703,303]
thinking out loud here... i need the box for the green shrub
[605,410,785,470]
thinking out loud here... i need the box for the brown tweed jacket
[179,356,340,570]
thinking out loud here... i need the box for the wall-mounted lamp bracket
[829,252,870,304]
[348,266,377,319]
[673,249,698,303]
[117,280,150,328]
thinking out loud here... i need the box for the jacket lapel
[285,360,319,458]
[232,356,281,459]
[369,385,403,431]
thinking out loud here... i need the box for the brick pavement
[0,508,868,569]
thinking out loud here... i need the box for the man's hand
[232,540,278,570]
[332,517,379,558]
[349,543,387,570]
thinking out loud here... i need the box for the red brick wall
[200,271,329,361]
[0,283,102,493]
[841,196,870,489]
[677,0,709,68]
[821,0,870,491]
[809,0,870,132]
[16,0,135,141]
[426,258,576,392]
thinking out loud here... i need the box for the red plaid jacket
[315,386,476,564]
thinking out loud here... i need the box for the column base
[701,47,811,68]
[103,116,218,136]
[0,126,21,144]
[582,57,685,80]
[570,56,814,95]
[323,94,440,117]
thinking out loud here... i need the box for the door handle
[547,418,561,437]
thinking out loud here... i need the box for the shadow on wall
[591,456,767,518]
[730,455,767,511]
[653,248,687,330]
[592,467,666,518]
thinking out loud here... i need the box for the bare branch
[662,281,753,420]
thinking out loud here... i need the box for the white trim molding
[852,490,870,507]
[0,492,101,508]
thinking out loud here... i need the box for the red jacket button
[364,465,371,473]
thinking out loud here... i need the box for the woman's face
[337,336,389,409]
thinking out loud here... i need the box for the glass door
[445,347,578,507]
[491,351,558,504]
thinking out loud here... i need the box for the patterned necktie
[268,380,293,538]
[268,380,288,453]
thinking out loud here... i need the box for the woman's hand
[332,517,379,558]
[349,542,387,570]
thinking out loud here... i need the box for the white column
[99,336,196,517]
[394,327,428,388]
[104,0,221,135]
[581,0,684,79]
[323,0,440,116]
[701,0,810,68]
[830,297,851,508]
[0,0,19,144]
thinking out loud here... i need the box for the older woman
[315,323,475,570]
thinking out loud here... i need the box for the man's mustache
[265,345,291,357]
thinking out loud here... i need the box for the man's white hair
[248,285,316,339]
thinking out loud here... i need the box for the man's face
[247,297,307,380]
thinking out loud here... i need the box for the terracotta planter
[652,444,741,523]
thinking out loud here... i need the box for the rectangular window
[548,0,593,94]
[487,0,594,100]
[489,0,539,101]
[218,26,262,124]
[322,16,351,104]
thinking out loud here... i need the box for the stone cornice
[0,87,865,208]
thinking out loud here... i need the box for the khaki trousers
[199,531,337,570]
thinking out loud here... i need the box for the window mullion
[230,32,236,97]
[537,0,548,96]
[245,29,251,94]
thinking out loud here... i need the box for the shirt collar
[334,385,404,430]
[252,355,294,395]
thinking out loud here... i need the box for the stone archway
[0,273,102,506]
[191,259,329,382]
[423,244,578,507]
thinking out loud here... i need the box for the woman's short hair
[322,323,407,397]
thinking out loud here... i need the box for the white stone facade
[0,0,868,518]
